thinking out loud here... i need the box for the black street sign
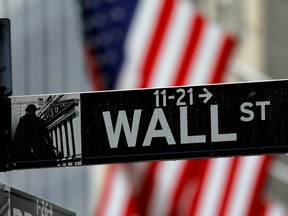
[0,183,76,216]
[1,79,288,171]
[0,19,12,96]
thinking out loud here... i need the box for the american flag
[81,0,288,215]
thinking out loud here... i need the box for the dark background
[81,80,288,164]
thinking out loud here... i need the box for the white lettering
[13,208,22,216]
[240,101,270,121]
[12,208,33,216]
[256,101,270,120]
[240,102,254,122]
[180,106,206,144]
[211,105,237,142]
[103,105,240,148]
[103,110,142,148]
[143,108,176,146]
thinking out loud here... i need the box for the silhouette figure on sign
[13,104,57,162]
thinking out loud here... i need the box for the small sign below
[0,18,12,96]
[0,183,76,216]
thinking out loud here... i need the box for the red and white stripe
[94,165,138,216]
[93,0,283,216]
[116,0,235,90]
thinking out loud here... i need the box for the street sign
[0,18,12,96]
[0,183,76,216]
[1,79,288,171]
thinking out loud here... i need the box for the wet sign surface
[1,80,288,171]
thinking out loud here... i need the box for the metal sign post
[1,79,288,171]
[0,19,12,171]
[0,18,12,96]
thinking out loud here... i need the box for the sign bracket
[0,97,11,171]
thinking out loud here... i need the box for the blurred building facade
[0,0,288,215]
[0,0,100,215]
